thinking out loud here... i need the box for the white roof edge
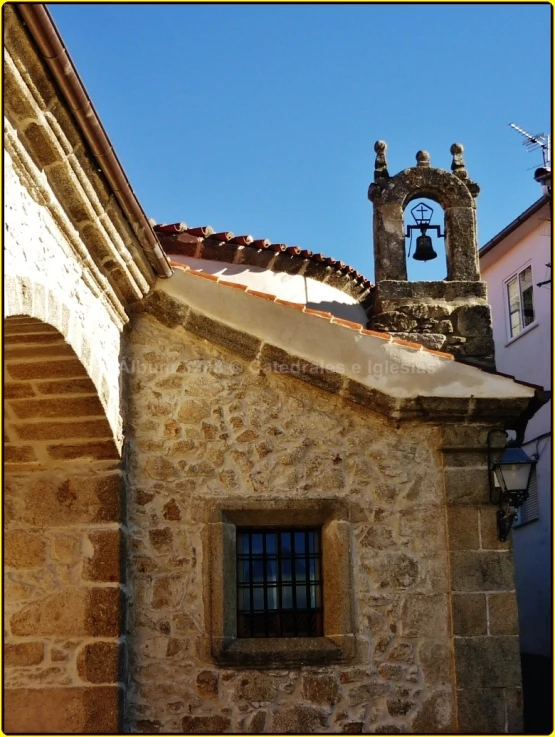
[156,269,536,402]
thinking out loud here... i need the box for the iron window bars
[236,528,323,638]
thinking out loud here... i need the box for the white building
[479,194,552,728]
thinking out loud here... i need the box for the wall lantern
[404,202,444,262]
[487,429,537,541]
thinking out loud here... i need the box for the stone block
[11,587,122,638]
[450,551,515,591]
[418,640,452,686]
[452,593,487,636]
[5,530,46,568]
[411,689,455,733]
[7,358,87,380]
[185,310,261,359]
[452,304,492,337]
[83,529,123,583]
[4,474,122,526]
[302,674,340,704]
[505,688,524,733]
[444,468,489,505]
[235,673,276,702]
[182,715,231,733]
[196,670,219,699]
[272,706,328,732]
[3,686,122,733]
[4,642,44,667]
[480,508,511,550]
[4,445,37,463]
[401,595,449,638]
[455,637,521,688]
[47,441,119,461]
[259,343,344,394]
[342,379,398,416]
[457,688,506,733]
[488,593,519,635]
[447,507,479,550]
[77,641,120,684]
[5,382,35,398]
[10,396,104,419]
[22,120,65,169]
[15,419,112,440]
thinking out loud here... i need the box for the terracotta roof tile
[210,231,234,242]
[425,348,455,360]
[361,328,392,341]
[154,223,373,289]
[303,307,334,319]
[216,278,248,291]
[246,288,278,301]
[189,270,218,282]
[391,338,423,351]
[274,298,305,310]
[330,317,364,331]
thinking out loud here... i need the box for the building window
[206,500,355,667]
[506,265,535,338]
[236,528,323,638]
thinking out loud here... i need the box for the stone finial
[374,140,389,181]
[415,150,430,167]
[450,142,468,179]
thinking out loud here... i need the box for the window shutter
[514,467,539,527]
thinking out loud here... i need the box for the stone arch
[5,275,123,449]
[4,315,124,733]
[371,164,480,283]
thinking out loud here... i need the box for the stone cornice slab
[132,269,540,426]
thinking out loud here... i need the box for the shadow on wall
[521,653,553,733]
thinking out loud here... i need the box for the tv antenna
[509,123,551,169]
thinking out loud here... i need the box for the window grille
[236,528,323,638]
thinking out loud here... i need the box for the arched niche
[369,145,481,283]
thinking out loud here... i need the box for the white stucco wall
[481,206,552,657]
[170,255,370,324]
[4,143,124,446]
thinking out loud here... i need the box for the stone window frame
[207,499,355,668]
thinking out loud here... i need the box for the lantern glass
[494,447,535,492]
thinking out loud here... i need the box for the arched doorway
[4,315,124,733]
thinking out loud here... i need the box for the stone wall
[369,280,495,367]
[4,317,125,733]
[442,425,523,733]
[123,311,457,733]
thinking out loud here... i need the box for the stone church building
[4,4,548,734]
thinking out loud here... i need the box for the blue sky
[49,2,551,282]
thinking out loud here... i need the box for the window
[206,500,354,667]
[506,265,535,338]
[236,528,323,638]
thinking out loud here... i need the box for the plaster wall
[170,255,369,324]
[4,145,124,446]
[123,311,457,734]
[480,215,552,658]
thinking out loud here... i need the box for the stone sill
[212,635,354,668]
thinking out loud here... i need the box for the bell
[413,234,437,262]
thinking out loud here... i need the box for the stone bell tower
[368,141,495,369]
